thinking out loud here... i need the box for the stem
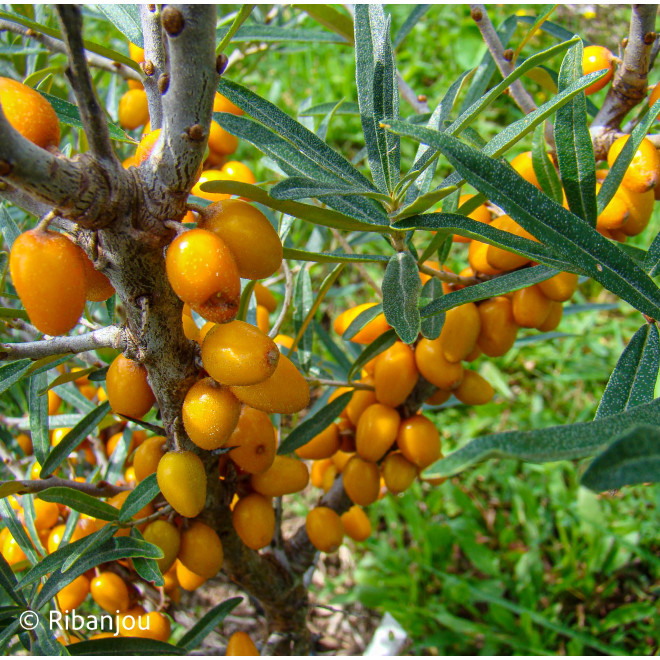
[5,476,127,498]
[418,263,495,287]
[139,4,166,130]
[269,260,294,338]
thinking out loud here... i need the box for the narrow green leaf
[217,24,347,45]
[424,397,660,479]
[0,553,25,606]
[216,4,254,53]
[531,124,563,204]
[382,252,421,344]
[394,213,575,272]
[581,425,660,491]
[270,177,390,203]
[68,637,185,656]
[130,529,163,586]
[314,320,352,375]
[421,265,558,319]
[299,101,360,117]
[516,15,575,42]
[644,230,660,276]
[40,402,111,477]
[96,4,143,48]
[199,180,387,232]
[40,366,97,395]
[346,329,398,381]
[0,619,21,653]
[554,41,597,225]
[393,4,430,50]
[28,371,49,465]
[0,359,31,396]
[343,303,383,342]
[282,247,389,264]
[61,524,117,573]
[597,96,660,213]
[0,499,38,565]
[595,323,660,419]
[433,133,660,320]
[104,424,132,485]
[293,4,354,43]
[420,277,445,339]
[291,267,313,373]
[33,613,67,655]
[37,487,119,521]
[0,307,29,321]
[118,474,159,523]
[0,203,21,249]
[278,392,353,455]
[177,597,243,651]
[34,537,162,609]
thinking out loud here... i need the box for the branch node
[141,60,155,76]
[0,160,12,176]
[216,53,229,75]
[645,31,657,44]
[158,73,170,95]
[186,124,206,141]
[470,6,483,21]
[148,4,156,12]
[503,48,514,62]
[161,7,185,36]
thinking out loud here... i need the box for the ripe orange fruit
[438,302,481,363]
[178,521,223,578]
[355,403,400,462]
[214,92,243,116]
[56,574,89,612]
[607,135,660,193]
[295,422,341,460]
[382,451,418,494]
[134,128,161,165]
[16,433,32,456]
[106,354,155,419]
[615,182,655,236]
[226,631,259,656]
[333,303,390,344]
[230,354,310,414]
[0,77,60,148]
[100,490,154,537]
[341,506,372,542]
[157,451,207,518]
[90,571,130,613]
[232,493,275,550]
[396,414,441,469]
[227,406,277,474]
[454,370,495,406]
[199,200,283,280]
[208,121,238,155]
[118,89,149,130]
[485,216,536,271]
[373,342,418,408]
[182,378,241,450]
[143,520,181,574]
[201,320,280,386]
[124,611,171,641]
[254,282,277,312]
[414,338,464,390]
[537,271,578,302]
[538,301,563,332]
[75,247,115,302]
[250,456,309,497]
[477,297,519,357]
[220,160,256,184]
[453,194,492,242]
[129,42,145,64]
[166,228,240,324]
[582,45,614,95]
[9,229,86,336]
[256,305,270,334]
[342,456,380,506]
[306,507,344,553]
[468,238,502,276]
[133,436,167,482]
[512,285,552,329]
[344,381,377,425]
[191,169,232,202]
[511,151,542,189]
[33,498,59,531]
[176,559,206,590]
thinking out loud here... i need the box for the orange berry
[198,321,217,345]
[176,559,206,590]
[201,320,280,386]
[439,302,481,363]
[305,507,344,553]
[213,92,243,116]
[47,390,62,416]
[414,338,464,390]
[106,431,134,458]
[0,77,60,148]
[208,121,238,155]
[355,403,400,462]
[512,285,552,329]
[310,458,333,489]
[295,422,341,460]
[341,506,372,542]
[230,354,310,414]
[182,304,200,342]
[227,406,277,474]
[199,200,283,280]
[274,333,293,350]
[256,305,270,334]
[182,378,241,451]
[582,45,614,95]
[90,571,130,613]
[607,135,660,193]
[477,297,519,357]
[118,89,149,130]
[344,381,377,425]
[595,181,630,231]
[220,160,256,185]
[33,498,59,531]
[134,128,161,165]
[16,433,32,456]
[453,194,492,242]
[418,261,454,294]
[254,282,277,312]
[133,436,166,482]
[143,520,181,574]
[454,370,495,406]
[425,388,451,406]
[226,631,259,656]
[101,490,154,536]
[125,611,171,641]
[468,238,502,276]
[166,229,240,324]
[373,342,418,407]
[106,354,155,419]
[649,82,660,110]
[382,451,418,494]
[615,185,654,236]
[2,532,27,566]
[250,455,309,497]
[232,493,275,550]
[178,520,223,578]
[537,271,578,302]
[333,303,389,344]
[485,215,536,271]
[129,43,145,64]
[116,606,146,636]
[191,169,232,202]
[56,574,89,612]
[511,151,542,189]
[397,414,441,469]
[76,247,115,302]
[9,229,86,336]
[343,456,380,506]
[157,451,207,518]
[538,301,563,332]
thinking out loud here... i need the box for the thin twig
[56,6,117,164]
[305,378,374,391]
[0,325,123,361]
[418,263,495,287]
[330,228,383,299]
[3,476,127,498]
[269,260,294,337]
[397,71,429,114]
[0,19,141,81]
[138,5,166,130]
